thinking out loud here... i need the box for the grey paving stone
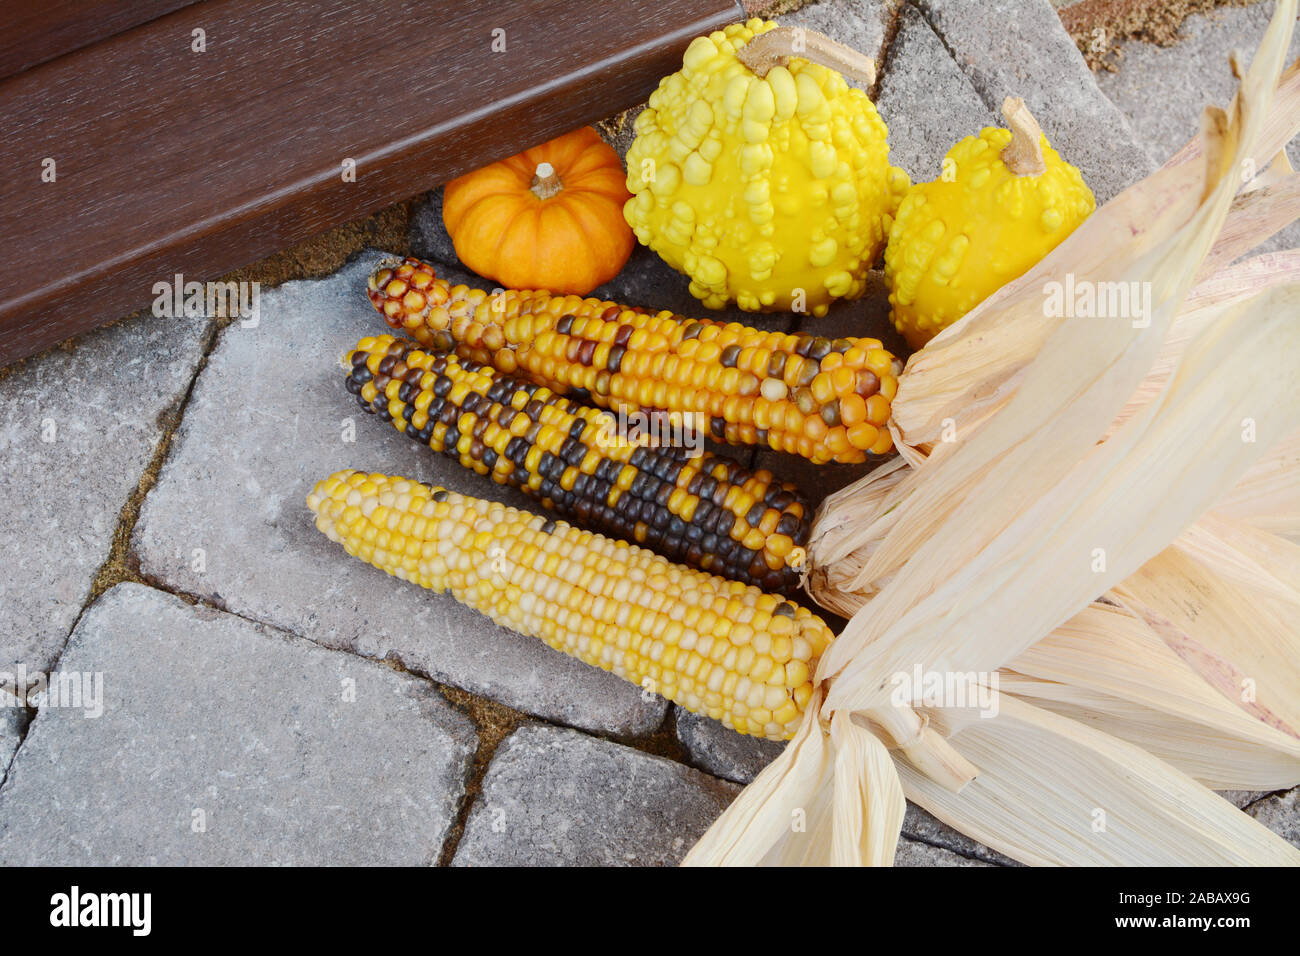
[408,187,460,268]
[675,708,784,784]
[0,583,475,865]
[1096,1,1300,251]
[877,2,997,184]
[784,0,902,90]
[0,310,209,681]
[903,802,1019,865]
[1218,789,1267,810]
[914,0,1155,202]
[451,725,739,866]
[895,835,993,866]
[1247,786,1299,849]
[132,253,667,737]
[0,706,26,789]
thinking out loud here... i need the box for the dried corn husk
[682,691,906,866]
[1213,425,1300,535]
[1000,602,1300,790]
[689,0,1300,866]
[900,695,1298,866]
[1114,549,1300,736]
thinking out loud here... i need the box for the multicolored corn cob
[308,470,834,739]
[367,256,900,465]
[346,334,811,594]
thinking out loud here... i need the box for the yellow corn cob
[367,256,899,464]
[308,469,834,739]
[347,334,812,594]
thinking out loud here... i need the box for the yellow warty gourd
[624,19,910,317]
[884,97,1096,349]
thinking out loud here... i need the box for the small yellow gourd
[884,97,1096,349]
[624,19,910,317]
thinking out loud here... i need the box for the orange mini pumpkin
[443,126,634,295]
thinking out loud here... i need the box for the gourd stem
[736,26,876,88]
[530,162,563,200]
[1000,97,1047,176]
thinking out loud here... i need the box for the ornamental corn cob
[308,470,834,739]
[346,334,812,594]
[367,256,900,464]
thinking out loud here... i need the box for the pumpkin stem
[1000,97,1047,177]
[530,162,564,200]
[736,26,876,89]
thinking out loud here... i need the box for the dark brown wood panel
[0,0,201,79]
[0,0,744,366]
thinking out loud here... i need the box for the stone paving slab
[1247,786,1299,849]
[914,0,1155,203]
[452,724,739,866]
[0,312,209,680]
[895,835,992,866]
[0,583,475,865]
[902,803,1019,865]
[0,706,25,790]
[675,709,785,783]
[783,0,901,90]
[877,2,997,184]
[408,187,460,269]
[132,253,667,737]
[1096,1,1300,252]
[1219,789,1267,810]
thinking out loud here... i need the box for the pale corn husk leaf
[682,691,906,866]
[1000,602,1300,790]
[1114,546,1300,736]
[808,423,1300,617]
[1196,175,1300,278]
[824,285,1300,716]
[900,694,1300,866]
[830,713,906,866]
[1244,146,1297,192]
[1108,251,1300,436]
[1170,509,1300,604]
[1212,425,1300,534]
[811,487,1300,788]
[1187,248,1300,312]
[1000,677,1300,791]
